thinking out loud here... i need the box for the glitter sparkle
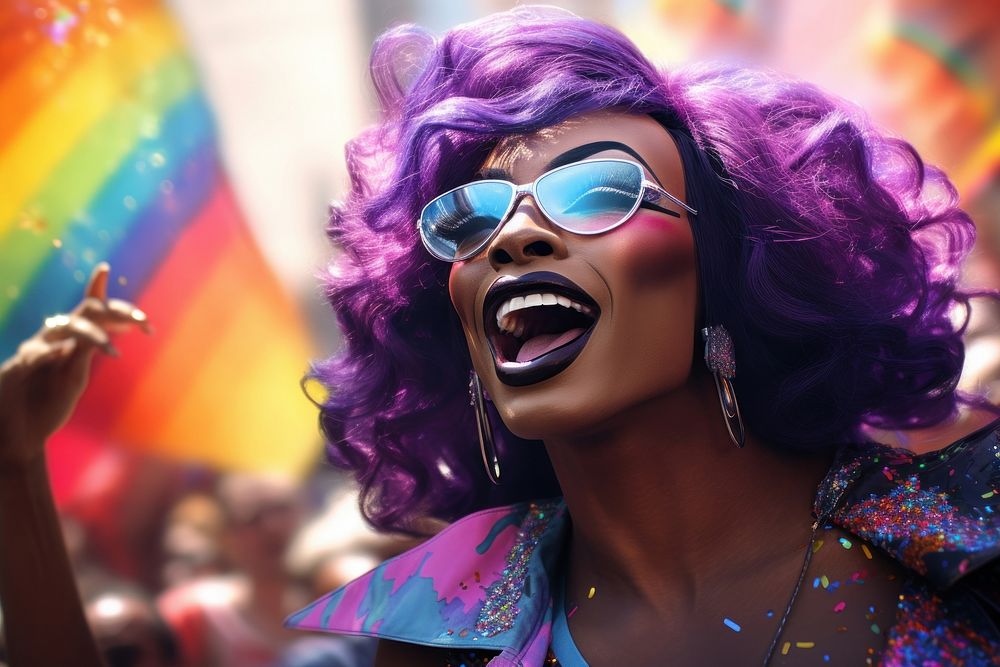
[475,502,559,637]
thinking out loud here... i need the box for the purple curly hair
[310,7,994,532]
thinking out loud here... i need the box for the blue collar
[287,421,1000,665]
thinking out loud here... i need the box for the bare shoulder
[374,639,496,667]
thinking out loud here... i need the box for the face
[447,110,699,440]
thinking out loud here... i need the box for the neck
[543,371,833,607]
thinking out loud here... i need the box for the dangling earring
[469,371,502,484]
[702,325,746,448]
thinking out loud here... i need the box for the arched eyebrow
[545,141,659,177]
[476,141,665,185]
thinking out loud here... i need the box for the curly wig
[308,7,991,532]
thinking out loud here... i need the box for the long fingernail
[141,322,155,335]
[103,342,120,357]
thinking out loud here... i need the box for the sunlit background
[1,0,998,664]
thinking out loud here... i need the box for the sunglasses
[418,158,697,262]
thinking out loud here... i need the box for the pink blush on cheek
[606,211,696,286]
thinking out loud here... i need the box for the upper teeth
[496,292,594,333]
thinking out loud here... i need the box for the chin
[485,357,694,442]
[487,376,624,441]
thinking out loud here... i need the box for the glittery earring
[469,371,502,484]
[702,325,746,448]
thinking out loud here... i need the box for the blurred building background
[175,0,1000,447]
[0,1,998,664]
[173,0,1000,373]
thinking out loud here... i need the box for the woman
[1,7,998,667]
[286,8,1000,666]
[0,264,148,666]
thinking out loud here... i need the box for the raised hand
[0,262,151,470]
[0,262,145,666]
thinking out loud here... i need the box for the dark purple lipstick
[483,271,600,386]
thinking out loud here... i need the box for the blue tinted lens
[419,181,515,260]
[535,160,643,233]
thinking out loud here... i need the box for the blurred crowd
[0,449,418,667]
[0,1,997,665]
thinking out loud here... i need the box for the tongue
[516,328,586,363]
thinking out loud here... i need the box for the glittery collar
[287,420,1000,661]
[285,500,567,665]
[818,419,1000,588]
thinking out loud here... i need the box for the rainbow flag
[0,0,321,500]
[865,4,999,190]
[957,122,1000,200]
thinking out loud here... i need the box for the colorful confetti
[881,581,1000,664]
[835,474,1000,578]
[290,424,1000,665]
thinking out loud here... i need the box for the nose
[487,197,568,269]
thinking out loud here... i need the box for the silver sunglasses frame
[417,158,698,262]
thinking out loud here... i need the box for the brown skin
[0,263,149,667]
[439,111,907,665]
[0,122,909,664]
[451,114,699,439]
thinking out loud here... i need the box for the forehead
[483,110,685,189]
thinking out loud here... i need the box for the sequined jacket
[286,422,1000,665]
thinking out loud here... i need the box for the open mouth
[483,271,600,386]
